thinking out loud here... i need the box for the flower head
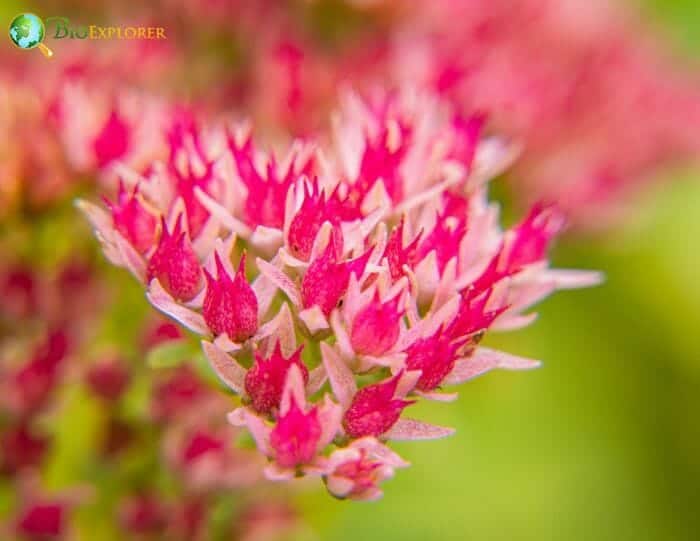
[270,395,322,469]
[203,252,258,341]
[245,343,308,414]
[83,85,601,500]
[147,215,201,301]
[325,437,409,501]
[105,181,158,254]
[350,291,404,357]
[343,372,415,439]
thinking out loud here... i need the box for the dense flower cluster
[82,87,601,499]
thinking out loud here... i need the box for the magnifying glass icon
[9,13,54,58]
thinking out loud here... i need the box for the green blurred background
[2,1,699,540]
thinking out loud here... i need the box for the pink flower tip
[147,215,202,301]
[203,251,259,342]
[350,291,403,356]
[343,372,415,439]
[270,394,322,469]
[245,342,309,414]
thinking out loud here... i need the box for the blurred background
[1,1,699,540]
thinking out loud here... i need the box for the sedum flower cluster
[82,88,601,500]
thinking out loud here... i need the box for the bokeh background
[1,1,699,540]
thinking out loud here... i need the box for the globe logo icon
[8,13,53,57]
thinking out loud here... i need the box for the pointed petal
[279,364,308,415]
[213,333,243,353]
[115,231,147,281]
[415,390,459,402]
[256,258,302,307]
[255,303,296,356]
[227,408,271,455]
[201,340,246,394]
[307,364,327,395]
[491,312,538,331]
[298,305,329,334]
[321,343,357,410]
[444,347,541,385]
[317,395,343,449]
[195,186,252,237]
[147,279,209,335]
[384,418,455,441]
[249,226,284,256]
[329,310,354,360]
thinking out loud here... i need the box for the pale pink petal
[114,231,147,281]
[213,333,243,353]
[227,408,271,456]
[201,340,246,394]
[279,364,308,415]
[147,279,209,335]
[317,395,343,449]
[352,437,409,468]
[255,303,296,356]
[309,221,335,261]
[321,343,357,410]
[415,390,459,402]
[307,365,327,395]
[329,310,354,360]
[298,306,329,334]
[326,475,356,497]
[252,272,278,319]
[360,177,392,216]
[491,312,539,331]
[192,216,221,258]
[384,418,455,441]
[195,186,252,237]
[413,250,440,306]
[256,258,302,307]
[395,370,421,397]
[393,173,460,216]
[76,200,123,266]
[444,347,541,385]
[249,225,284,255]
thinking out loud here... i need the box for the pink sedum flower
[325,437,409,501]
[105,181,159,254]
[147,216,201,302]
[82,85,602,499]
[405,328,462,392]
[270,395,322,469]
[350,291,403,357]
[203,252,259,342]
[343,372,415,439]
[245,342,308,414]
